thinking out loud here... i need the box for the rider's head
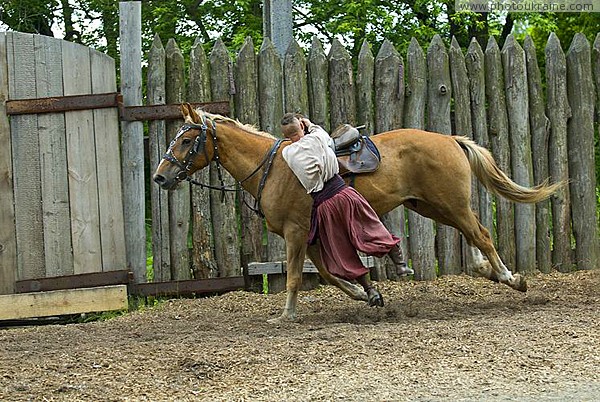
[281,112,304,143]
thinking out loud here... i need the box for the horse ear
[188,105,201,123]
[181,103,191,121]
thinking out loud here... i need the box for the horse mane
[198,109,277,139]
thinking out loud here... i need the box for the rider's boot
[388,243,414,276]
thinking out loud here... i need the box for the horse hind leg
[459,213,527,292]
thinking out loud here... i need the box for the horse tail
[453,136,563,203]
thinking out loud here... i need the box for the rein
[162,113,288,216]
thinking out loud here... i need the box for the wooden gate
[0,32,126,295]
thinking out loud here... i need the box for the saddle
[330,124,381,176]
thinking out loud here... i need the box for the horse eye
[181,138,192,146]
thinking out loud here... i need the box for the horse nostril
[153,174,166,184]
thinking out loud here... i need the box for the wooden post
[188,37,218,279]
[427,34,461,275]
[545,33,572,272]
[502,34,536,274]
[374,39,407,281]
[357,40,375,134]
[0,32,17,294]
[465,38,494,246]
[147,34,171,282]
[405,37,436,281]
[119,1,146,282]
[165,38,191,281]
[566,33,600,270]
[284,39,309,114]
[234,37,264,268]
[450,36,476,276]
[485,36,516,272]
[524,35,552,274]
[209,39,241,277]
[262,0,293,59]
[329,39,356,128]
[307,36,330,131]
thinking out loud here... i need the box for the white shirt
[282,125,339,193]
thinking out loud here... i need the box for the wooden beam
[247,257,375,276]
[16,270,131,293]
[129,277,245,297]
[0,285,128,321]
[120,100,230,121]
[6,93,118,115]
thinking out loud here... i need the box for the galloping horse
[153,105,561,322]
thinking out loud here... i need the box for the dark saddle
[331,124,381,176]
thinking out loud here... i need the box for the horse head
[153,103,216,190]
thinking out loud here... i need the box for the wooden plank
[248,257,374,275]
[62,40,102,274]
[427,34,461,275]
[34,34,74,278]
[307,36,330,131]
[130,277,245,297]
[524,35,552,274]
[0,285,128,321]
[485,37,516,271]
[147,34,171,282]
[188,37,218,279]
[120,100,230,121]
[0,32,17,294]
[357,40,375,134]
[209,39,241,278]
[119,2,146,282]
[6,93,118,115]
[8,32,46,280]
[235,37,265,269]
[566,33,600,270]
[545,33,572,272]
[16,270,131,293]
[91,48,127,272]
[165,38,191,281]
[502,35,536,273]
[328,38,356,128]
[283,39,309,114]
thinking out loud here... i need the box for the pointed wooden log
[328,39,356,128]
[284,39,309,114]
[307,36,330,131]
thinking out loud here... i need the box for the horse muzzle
[153,172,180,190]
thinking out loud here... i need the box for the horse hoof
[267,314,299,324]
[367,288,385,307]
[511,274,528,292]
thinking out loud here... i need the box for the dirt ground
[1,270,599,402]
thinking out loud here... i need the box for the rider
[280,112,413,307]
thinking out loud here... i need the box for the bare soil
[1,270,599,401]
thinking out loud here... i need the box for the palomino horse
[153,105,561,322]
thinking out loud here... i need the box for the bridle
[161,112,288,216]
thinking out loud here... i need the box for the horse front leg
[306,244,368,302]
[267,231,307,324]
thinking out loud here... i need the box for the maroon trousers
[313,184,399,281]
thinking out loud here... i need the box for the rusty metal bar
[119,100,230,121]
[129,276,245,297]
[6,93,119,115]
[16,270,132,293]
[5,93,230,120]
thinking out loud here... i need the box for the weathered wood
[465,38,494,249]
[33,35,73,278]
[0,33,17,294]
[165,38,191,281]
[147,34,171,282]
[258,38,287,264]
[307,36,330,131]
[210,38,241,277]
[7,32,45,281]
[16,270,130,293]
[524,35,552,273]
[404,37,436,281]
[63,40,102,275]
[129,277,245,297]
[119,2,146,282]
[450,37,476,275]
[328,39,356,128]
[6,93,118,115]
[91,49,127,273]
[485,37,516,272]
[374,39,407,281]
[502,35,536,274]
[248,256,374,275]
[566,33,600,270]
[0,285,128,321]
[284,39,309,114]
[235,37,265,268]
[188,37,218,279]
[427,35,461,275]
[545,34,572,272]
[357,40,375,134]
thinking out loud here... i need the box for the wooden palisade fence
[146,32,599,284]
